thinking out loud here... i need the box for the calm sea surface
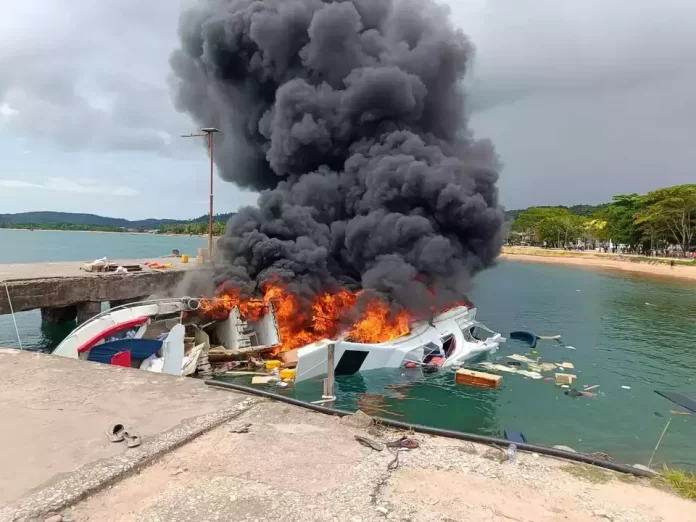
[1,229,695,468]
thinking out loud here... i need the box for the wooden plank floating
[555,373,577,385]
[455,369,503,389]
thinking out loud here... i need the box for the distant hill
[504,204,607,221]
[0,211,236,229]
[2,206,606,229]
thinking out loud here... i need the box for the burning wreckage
[52,285,504,383]
[52,0,510,384]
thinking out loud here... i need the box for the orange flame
[199,282,411,352]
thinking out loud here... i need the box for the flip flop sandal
[123,431,141,448]
[106,424,126,443]
[400,438,419,449]
[354,435,384,452]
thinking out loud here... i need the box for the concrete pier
[0,259,207,325]
[1,349,693,522]
[0,349,250,511]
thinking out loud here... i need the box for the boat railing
[72,297,200,332]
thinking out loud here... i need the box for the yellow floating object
[181,254,189,263]
[280,368,296,381]
[555,373,576,385]
[455,369,502,389]
[265,360,281,370]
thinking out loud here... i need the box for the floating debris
[517,370,543,380]
[455,369,503,389]
[555,373,577,385]
[509,331,538,348]
[507,354,536,364]
[528,362,558,372]
[480,362,518,373]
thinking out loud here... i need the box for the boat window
[462,328,475,341]
[471,326,492,341]
[462,326,490,342]
[423,341,444,363]
[442,335,455,357]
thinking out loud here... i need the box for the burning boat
[52,286,503,382]
[52,297,281,376]
[293,305,503,382]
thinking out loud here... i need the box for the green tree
[601,194,645,251]
[512,207,584,247]
[636,184,696,255]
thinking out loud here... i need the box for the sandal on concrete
[355,435,384,452]
[123,430,141,448]
[106,424,125,443]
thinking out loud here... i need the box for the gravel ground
[57,401,694,522]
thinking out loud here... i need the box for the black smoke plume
[170,0,504,315]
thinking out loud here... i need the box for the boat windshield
[464,323,496,342]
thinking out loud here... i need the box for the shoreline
[501,248,696,282]
[0,227,210,239]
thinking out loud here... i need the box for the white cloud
[0,102,18,121]
[0,177,139,196]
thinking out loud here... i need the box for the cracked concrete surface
[0,349,250,507]
[62,401,696,522]
[2,350,694,522]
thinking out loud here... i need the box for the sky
[1,0,695,220]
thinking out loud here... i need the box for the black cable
[205,379,655,477]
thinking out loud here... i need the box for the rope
[2,281,23,350]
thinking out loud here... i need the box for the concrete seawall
[0,259,209,324]
[0,348,255,520]
[1,349,693,522]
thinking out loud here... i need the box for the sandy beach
[501,247,696,282]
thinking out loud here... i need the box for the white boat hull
[293,306,503,382]
[52,299,190,359]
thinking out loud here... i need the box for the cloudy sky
[1,0,694,219]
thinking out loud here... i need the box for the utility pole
[181,127,221,260]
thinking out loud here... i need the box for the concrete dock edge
[0,397,262,522]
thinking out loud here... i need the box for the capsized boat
[52,297,281,376]
[292,305,504,382]
[52,297,503,382]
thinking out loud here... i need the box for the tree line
[0,212,235,236]
[0,222,124,232]
[156,221,226,236]
[509,184,696,257]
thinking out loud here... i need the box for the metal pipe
[180,127,221,260]
[205,379,655,478]
[208,132,214,259]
